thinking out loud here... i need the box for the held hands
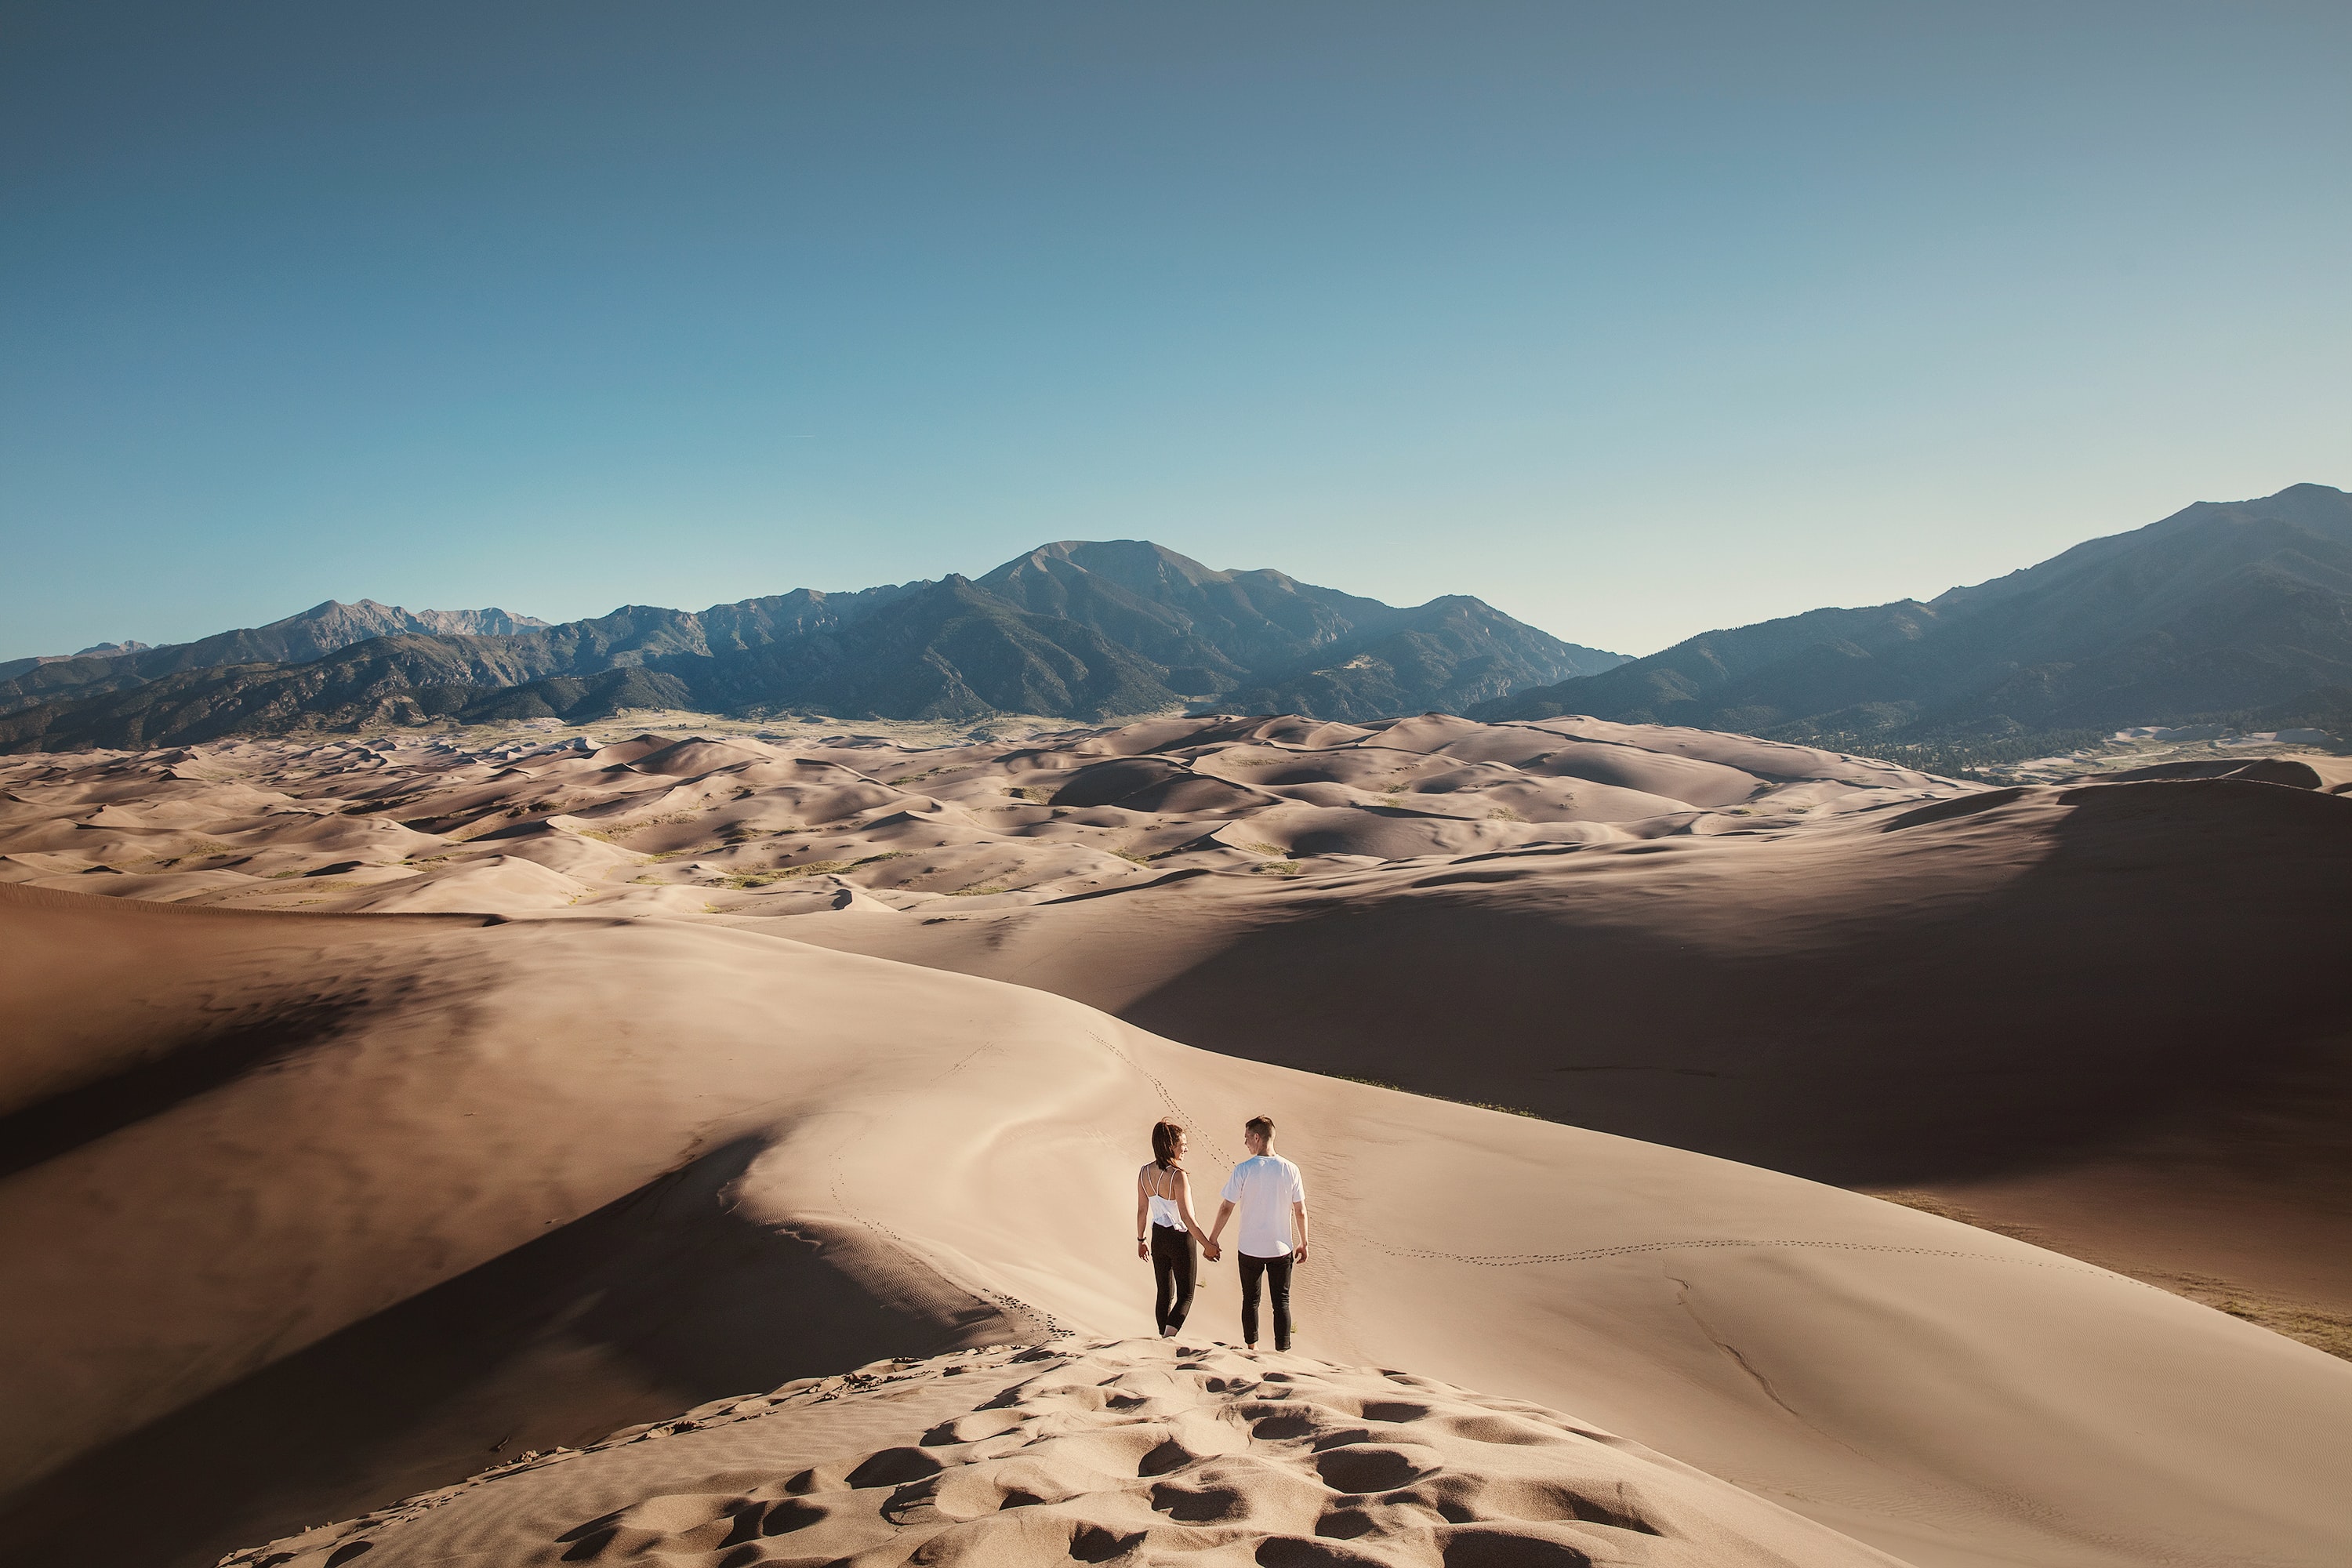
[1201,1238,1222,1263]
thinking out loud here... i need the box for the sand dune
[763,764,2352,1326]
[771,772,2352,1181]
[2,880,2348,1568]
[0,714,1960,920]
[5,715,2346,1318]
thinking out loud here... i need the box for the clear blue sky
[4,2,2347,663]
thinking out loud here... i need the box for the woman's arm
[1136,1171,1151,1259]
[1176,1171,1219,1260]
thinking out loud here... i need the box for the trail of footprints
[546,1341,1694,1568]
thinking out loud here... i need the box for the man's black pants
[1238,1251,1294,1350]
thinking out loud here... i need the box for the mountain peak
[992,539,1232,593]
[267,599,550,639]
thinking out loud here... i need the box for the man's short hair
[1245,1115,1276,1142]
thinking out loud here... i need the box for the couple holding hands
[1134,1115,1307,1352]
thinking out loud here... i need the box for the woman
[1136,1119,1219,1336]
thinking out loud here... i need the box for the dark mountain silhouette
[0,544,1623,751]
[0,601,548,713]
[0,644,145,687]
[978,541,1405,681]
[977,541,1621,720]
[1472,483,2352,749]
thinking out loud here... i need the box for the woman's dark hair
[1151,1120,1185,1169]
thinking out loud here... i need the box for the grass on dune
[1872,1190,2352,1362]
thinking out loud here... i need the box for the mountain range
[1472,482,2352,754]
[0,542,1624,752]
[8,485,2347,757]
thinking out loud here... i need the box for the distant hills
[1472,483,2352,763]
[0,601,549,702]
[0,638,153,679]
[0,543,1625,751]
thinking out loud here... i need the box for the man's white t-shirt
[1221,1154,1306,1259]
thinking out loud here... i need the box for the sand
[4,715,2350,1568]
[0,714,1960,921]
[742,753,2352,1329]
[2,871,2350,1568]
[224,1339,1909,1568]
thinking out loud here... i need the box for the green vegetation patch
[1872,1190,2352,1362]
[2187,1287,2352,1360]
[722,856,879,887]
[1325,1073,1542,1119]
[594,810,699,838]
[757,858,856,882]
[1782,725,2118,782]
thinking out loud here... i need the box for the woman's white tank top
[1147,1167,1186,1231]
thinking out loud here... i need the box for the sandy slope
[226,1339,1908,1568]
[2,884,2347,1568]
[764,768,2352,1323]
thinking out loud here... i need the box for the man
[1205,1114,1308,1352]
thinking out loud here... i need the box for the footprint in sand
[252,1338,1894,1568]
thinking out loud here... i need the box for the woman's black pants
[1151,1223,1195,1334]
[1239,1251,1294,1350]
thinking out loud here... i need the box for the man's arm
[1291,1200,1309,1262]
[1206,1199,1236,1247]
